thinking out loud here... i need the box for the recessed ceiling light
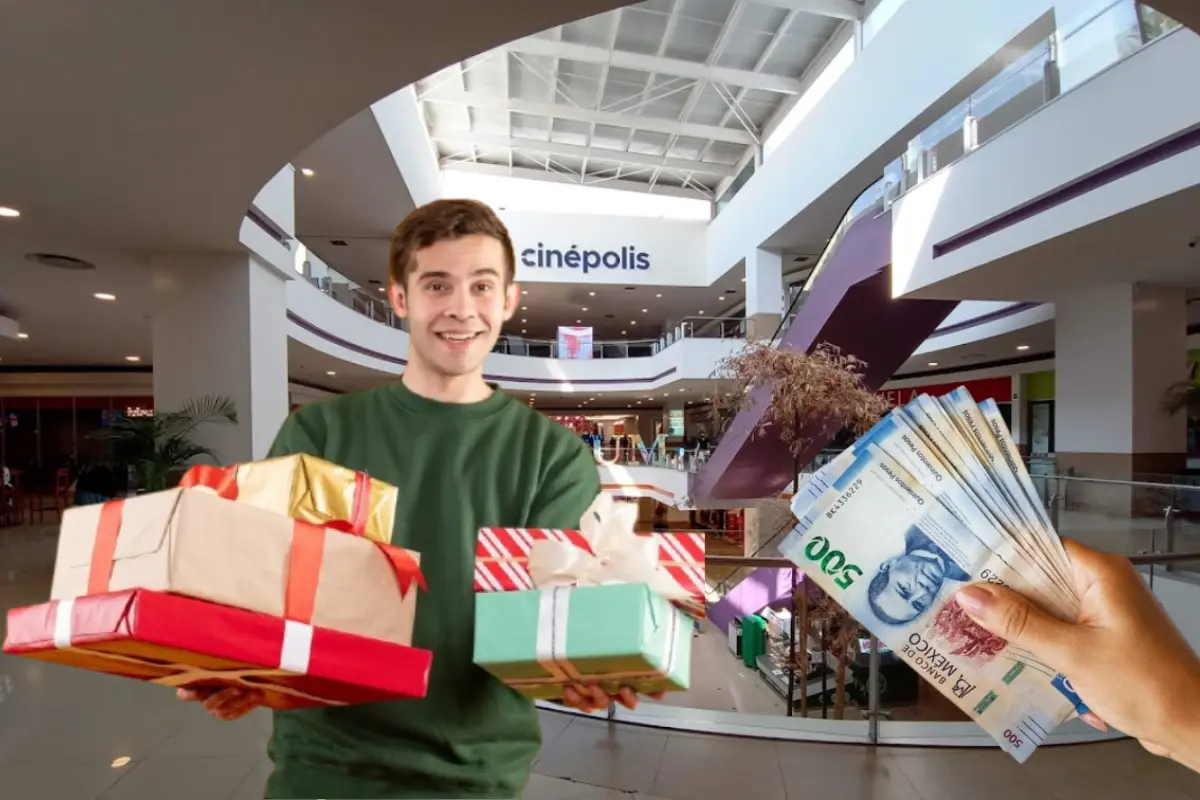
[656,294,662,298]
[641,308,647,313]
[718,296,725,301]
[741,277,746,282]
[94,292,116,301]
[326,370,336,376]
[521,329,526,333]
[928,361,939,366]
[301,168,315,177]
[521,319,526,323]
[631,321,636,325]
[1016,345,1030,351]
[378,287,385,292]
[581,307,588,312]
[16,332,28,339]
[522,290,529,295]
[621,330,627,334]
[124,355,141,362]
[110,756,131,768]
[589,291,595,297]
[576,319,581,323]
[0,206,20,218]
[521,306,527,310]
[636,401,642,404]
[698,310,705,315]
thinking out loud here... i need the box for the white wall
[499,210,709,287]
[372,86,443,208]
[286,280,740,392]
[892,28,1200,299]
[707,0,1059,281]
[250,164,296,236]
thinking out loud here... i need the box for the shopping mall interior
[4,0,1200,798]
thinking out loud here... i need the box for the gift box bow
[475,494,705,619]
[179,464,426,597]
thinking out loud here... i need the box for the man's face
[390,234,517,379]
[872,552,947,624]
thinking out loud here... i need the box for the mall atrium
[2,0,1200,798]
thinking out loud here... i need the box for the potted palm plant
[106,395,239,492]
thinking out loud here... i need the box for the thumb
[955,584,1074,660]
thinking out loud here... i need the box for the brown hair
[388,198,516,286]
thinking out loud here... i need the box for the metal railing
[493,316,746,359]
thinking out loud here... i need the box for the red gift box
[3,589,432,709]
[473,527,706,619]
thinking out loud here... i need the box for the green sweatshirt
[262,382,600,799]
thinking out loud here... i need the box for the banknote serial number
[979,568,1010,589]
[801,535,863,590]
[824,478,863,520]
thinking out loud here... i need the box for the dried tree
[711,341,889,460]
[805,584,864,720]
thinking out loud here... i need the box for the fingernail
[956,586,992,616]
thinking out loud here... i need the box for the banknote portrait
[867,526,970,625]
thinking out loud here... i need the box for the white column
[152,253,290,464]
[1055,282,1186,485]
[1010,373,1027,453]
[745,247,784,340]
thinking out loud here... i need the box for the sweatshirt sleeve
[527,435,601,529]
[267,408,326,459]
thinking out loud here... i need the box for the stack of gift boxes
[4,458,706,707]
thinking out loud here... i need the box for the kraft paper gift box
[179,455,398,544]
[50,486,425,645]
[4,589,432,709]
[473,494,705,700]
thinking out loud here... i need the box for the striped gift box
[474,527,706,619]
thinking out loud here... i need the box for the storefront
[0,395,154,484]
[879,375,1014,428]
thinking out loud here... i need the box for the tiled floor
[3,522,1199,799]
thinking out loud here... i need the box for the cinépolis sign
[520,242,650,274]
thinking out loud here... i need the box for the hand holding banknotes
[957,539,1200,774]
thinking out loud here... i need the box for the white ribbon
[526,493,691,602]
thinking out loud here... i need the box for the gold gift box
[219,454,398,545]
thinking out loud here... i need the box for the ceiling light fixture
[1016,345,1030,351]
[521,319,526,323]
[718,296,725,301]
[94,292,116,301]
[378,287,385,292]
[110,757,131,769]
[0,206,20,218]
[641,308,647,313]
[621,330,627,334]
[576,319,581,323]
[301,168,315,177]
[928,361,939,366]
[16,332,28,340]
[698,310,705,315]
[581,307,588,312]
[326,370,337,376]
[124,356,141,362]
[630,321,637,325]
[522,290,529,295]
[521,306,527,310]
[521,329,526,333]
[589,291,595,297]
[656,293,662,298]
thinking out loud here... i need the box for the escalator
[696,205,957,632]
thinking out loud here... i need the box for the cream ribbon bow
[526,493,691,601]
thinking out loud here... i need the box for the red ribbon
[179,465,239,500]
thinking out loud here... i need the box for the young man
[178,199,650,798]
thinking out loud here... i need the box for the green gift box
[473,583,693,700]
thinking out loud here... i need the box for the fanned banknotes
[780,386,1083,762]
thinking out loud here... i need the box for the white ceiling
[418,0,852,197]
